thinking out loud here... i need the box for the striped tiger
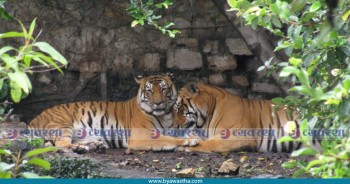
[28,74,197,153]
[173,82,304,153]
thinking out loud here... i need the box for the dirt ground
[61,149,313,178]
[0,121,313,178]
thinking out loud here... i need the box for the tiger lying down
[173,82,316,153]
[28,74,198,153]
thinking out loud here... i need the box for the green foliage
[0,18,67,120]
[174,162,182,170]
[127,0,180,38]
[0,147,57,178]
[26,138,44,149]
[2,137,44,150]
[228,0,350,178]
[23,157,106,178]
[0,0,11,20]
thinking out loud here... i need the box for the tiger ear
[186,82,198,93]
[135,75,144,84]
[166,72,175,80]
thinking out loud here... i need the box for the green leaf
[275,41,292,51]
[281,161,296,169]
[0,54,18,71]
[338,99,350,117]
[8,71,31,94]
[288,15,298,22]
[291,147,317,157]
[168,31,175,38]
[227,0,238,8]
[280,66,299,77]
[0,81,8,99]
[155,3,163,8]
[297,69,310,86]
[289,86,312,96]
[9,80,22,103]
[292,0,307,12]
[306,159,324,169]
[0,78,3,91]
[245,6,260,14]
[293,36,304,49]
[26,158,51,170]
[343,79,350,90]
[0,149,11,155]
[0,171,12,178]
[292,169,306,178]
[342,9,350,21]
[131,20,139,27]
[257,66,266,72]
[310,2,322,12]
[270,4,280,15]
[278,136,295,143]
[23,55,32,67]
[25,147,58,158]
[289,57,302,67]
[272,29,284,37]
[26,52,50,67]
[162,3,169,9]
[0,162,15,171]
[163,22,174,29]
[28,18,37,40]
[271,15,282,28]
[32,42,67,72]
[0,6,12,20]
[0,46,15,56]
[17,19,28,39]
[272,97,284,105]
[21,171,53,178]
[250,17,258,30]
[21,172,40,178]
[0,32,25,39]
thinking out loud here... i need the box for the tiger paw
[71,144,89,154]
[72,140,107,154]
[94,141,108,153]
[176,146,191,152]
[182,138,199,147]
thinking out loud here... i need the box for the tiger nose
[154,102,162,106]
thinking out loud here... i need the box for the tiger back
[28,74,197,153]
[173,82,303,153]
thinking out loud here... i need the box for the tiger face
[136,73,177,116]
[174,83,208,129]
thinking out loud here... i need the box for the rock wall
[0,0,287,122]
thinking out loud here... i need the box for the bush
[22,156,106,178]
[0,4,68,120]
[228,0,350,178]
[0,147,57,178]
[127,0,180,37]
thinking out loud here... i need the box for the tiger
[28,74,197,153]
[173,82,303,153]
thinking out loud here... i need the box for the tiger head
[173,82,212,129]
[136,73,177,116]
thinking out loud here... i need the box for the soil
[61,149,314,178]
[0,121,313,178]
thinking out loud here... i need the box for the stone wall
[0,0,287,122]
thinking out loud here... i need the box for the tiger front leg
[177,134,257,153]
[128,132,199,151]
[53,130,107,154]
[52,137,77,153]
